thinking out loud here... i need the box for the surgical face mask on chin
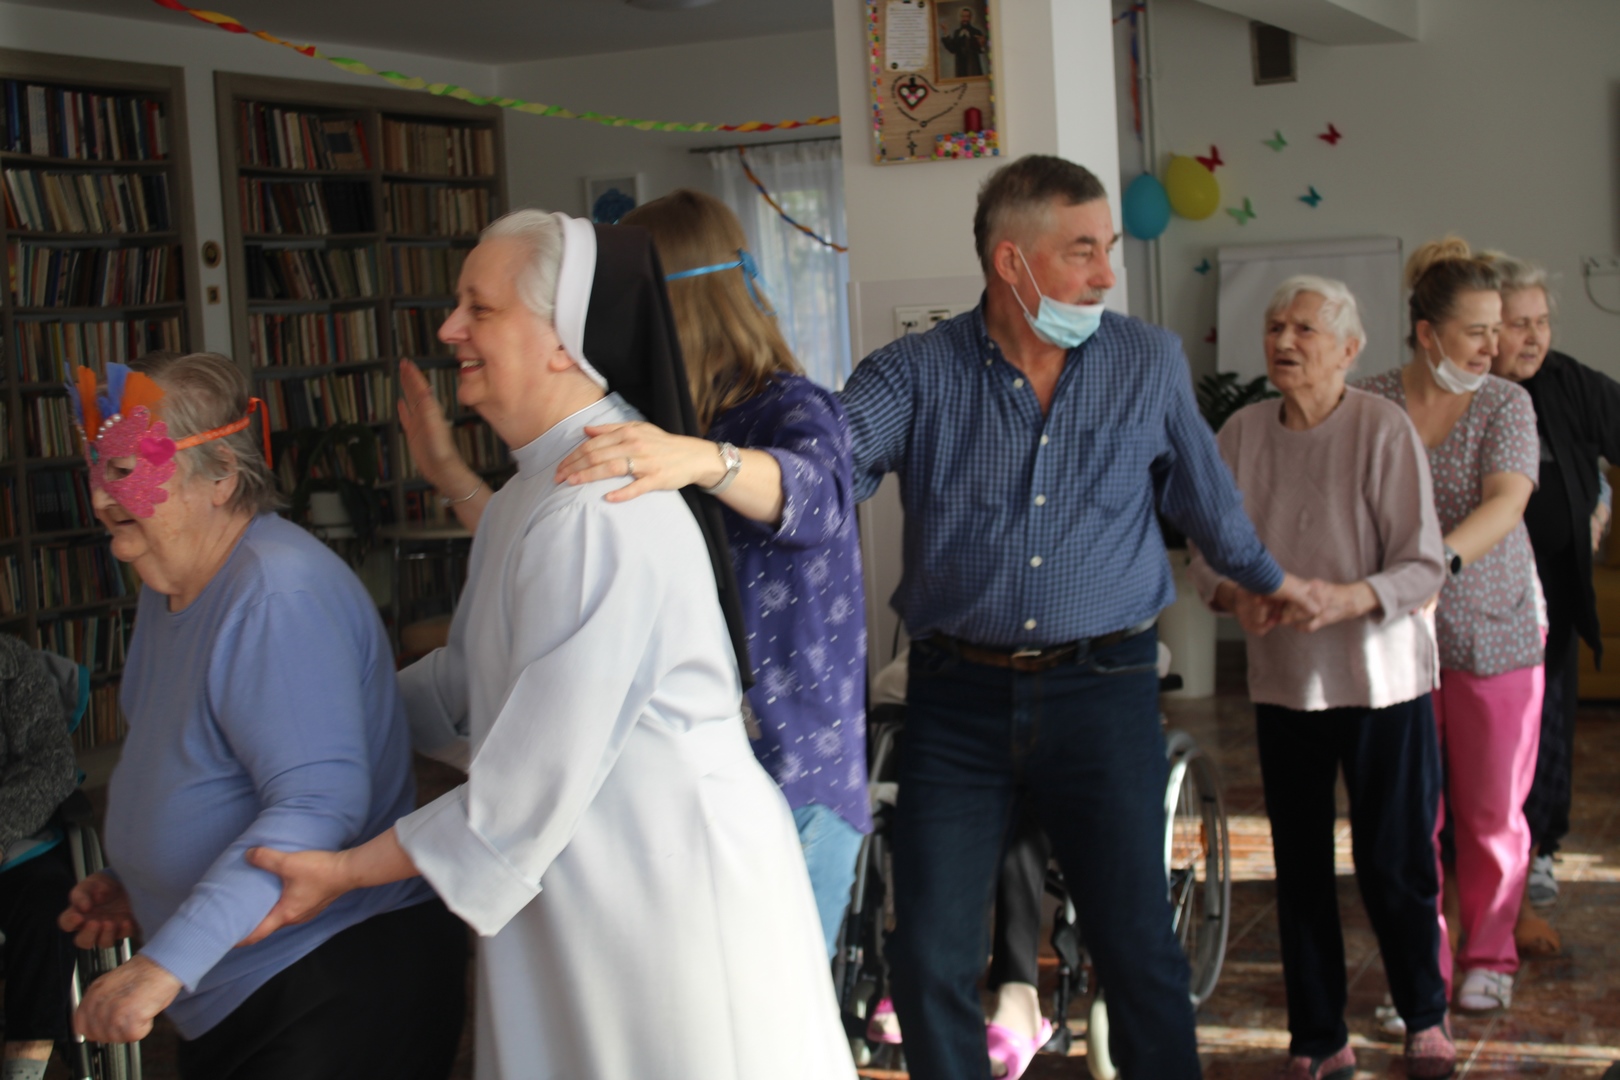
[1428,342,1488,394]
[1012,247,1105,349]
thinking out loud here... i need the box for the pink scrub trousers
[1432,663,1543,992]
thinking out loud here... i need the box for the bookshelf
[214,73,510,604]
[0,48,202,754]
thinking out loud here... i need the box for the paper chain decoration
[735,149,849,254]
[150,0,840,135]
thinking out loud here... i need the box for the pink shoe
[866,997,903,1044]
[986,1018,1054,1080]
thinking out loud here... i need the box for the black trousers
[176,898,467,1080]
[0,842,77,1043]
[1525,608,1580,856]
[988,799,1049,990]
[1256,697,1447,1057]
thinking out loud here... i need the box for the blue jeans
[888,629,1201,1080]
[793,802,864,959]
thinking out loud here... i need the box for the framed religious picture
[935,0,990,83]
[867,0,1000,164]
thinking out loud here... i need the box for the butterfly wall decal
[1195,145,1224,171]
[1263,130,1287,151]
[1318,123,1343,146]
[1299,186,1323,207]
[1227,197,1256,225]
[1194,258,1212,275]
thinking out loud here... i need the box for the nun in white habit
[242,210,855,1080]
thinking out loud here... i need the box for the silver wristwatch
[701,441,742,495]
[1443,543,1463,578]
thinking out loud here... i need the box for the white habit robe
[395,394,854,1080]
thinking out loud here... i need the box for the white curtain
[709,140,851,390]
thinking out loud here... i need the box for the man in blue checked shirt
[840,155,1315,1080]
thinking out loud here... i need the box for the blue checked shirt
[840,303,1283,648]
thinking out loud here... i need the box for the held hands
[73,955,182,1044]
[1216,573,1374,635]
[554,422,723,503]
[237,846,354,948]
[59,871,138,949]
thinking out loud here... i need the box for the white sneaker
[1528,854,1559,908]
[1456,967,1513,1012]
[1376,993,1407,1036]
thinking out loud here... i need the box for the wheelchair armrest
[55,788,96,826]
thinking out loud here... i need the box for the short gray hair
[129,351,282,515]
[1480,250,1557,314]
[974,155,1108,274]
[1265,274,1366,346]
[481,209,564,323]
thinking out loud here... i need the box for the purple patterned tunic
[710,374,871,834]
[1358,369,1542,676]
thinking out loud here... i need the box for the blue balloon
[1122,172,1172,240]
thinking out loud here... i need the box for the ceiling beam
[1194,0,1420,44]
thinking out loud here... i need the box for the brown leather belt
[932,620,1155,673]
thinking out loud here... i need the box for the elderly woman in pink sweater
[1191,275,1453,1080]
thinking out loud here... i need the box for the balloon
[1122,172,1171,240]
[1165,155,1221,220]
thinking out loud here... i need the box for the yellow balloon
[1165,156,1221,220]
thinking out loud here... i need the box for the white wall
[0,1,496,355]
[1136,0,1620,379]
[496,31,839,217]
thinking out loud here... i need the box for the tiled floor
[47,648,1620,1078]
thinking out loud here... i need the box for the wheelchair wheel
[66,823,143,1080]
[1162,731,1231,1008]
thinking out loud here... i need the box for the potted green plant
[285,423,384,555]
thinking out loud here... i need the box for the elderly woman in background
[1480,253,1620,917]
[1358,238,1541,1016]
[0,635,79,1080]
[56,353,465,1079]
[1191,276,1453,1080]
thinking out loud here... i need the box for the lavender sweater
[1189,389,1447,711]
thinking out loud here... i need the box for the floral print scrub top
[1358,369,1542,676]
[710,375,871,834]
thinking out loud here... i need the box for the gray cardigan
[0,634,78,858]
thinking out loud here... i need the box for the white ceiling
[4,0,833,64]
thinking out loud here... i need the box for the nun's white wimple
[551,212,606,388]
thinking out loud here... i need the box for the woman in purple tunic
[398,189,868,956]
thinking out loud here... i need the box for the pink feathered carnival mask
[68,363,269,518]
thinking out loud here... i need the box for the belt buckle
[1010,646,1043,660]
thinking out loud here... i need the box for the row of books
[400,487,454,527]
[236,103,369,172]
[0,401,8,464]
[10,242,181,308]
[248,308,379,368]
[393,306,452,357]
[246,244,379,301]
[73,682,126,752]
[0,475,14,537]
[0,552,19,617]
[272,432,389,493]
[380,119,495,178]
[24,394,76,458]
[398,550,469,619]
[391,244,467,296]
[258,370,392,431]
[238,178,374,236]
[403,418,507,481]
[12,315,183,383]
[384,183,490,236]
[33,540,137,609]
[35,609,133,678]
[29,469,93,533]
[416,363,461,417]
[2,169,172,234]
[2,81,168,162]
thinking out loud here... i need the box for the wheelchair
[0,651,142,1080]
[833,665,1231,1079]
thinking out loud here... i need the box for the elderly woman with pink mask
[56,353,464,1080]
[1479,253,1620,916]
[1358,237,1541,1018]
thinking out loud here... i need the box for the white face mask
[1428,339,1487,394]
